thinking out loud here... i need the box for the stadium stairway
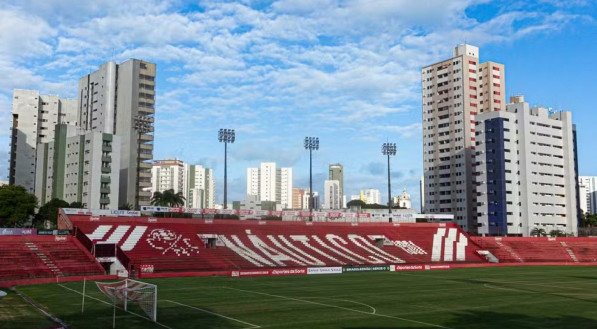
[0,235,105,283]
[67,215,488,275]
[471,237,597,263]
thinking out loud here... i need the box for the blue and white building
[475,96,578,236]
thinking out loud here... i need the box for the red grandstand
[1,210,596,286]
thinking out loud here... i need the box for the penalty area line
[163,300,261,329]
[57,284,173,329]
[223,287,451,329]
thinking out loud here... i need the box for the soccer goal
[96,279,157,327]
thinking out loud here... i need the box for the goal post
[96,279,158,325]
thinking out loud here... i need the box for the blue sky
[0,0,595,209]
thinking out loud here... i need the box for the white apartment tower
[185,164,215,209]
[78,59,156,208]
[422,44,506,232]
[475,96,578,236]
[151,159,185,195]
[246,162,293,209]
[579,177,597,215]
[150,160,215,209]
[324,180,341,209]
[360,188,381,205]
[9,90,77,193]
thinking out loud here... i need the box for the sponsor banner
[343,266,389,273]
[313,212,327,217]
[270,268,307,276]
[357,213,371,218]
[238,209,254,216]
[269,211,283,217]
[327,212,343,218]
[54,236,67,242]
[140,265,154,273]
[141,206,172,213]
[424,264,451,271]
[169,207,185,213]
[62,208,140,217]
[389,264,451,272]
[230,269,270,277]
[202,208,218,215]
[253,210,269,216]
[392,264,424,271]
[220,209,237,215]
[147,217,158,223]
[186,208,203,214]
[342,212,356,218]
[307,267,343,275]
[282,211,299,217]
[0,228,37,236]
[37,229,70,236]
[298,211,311,217]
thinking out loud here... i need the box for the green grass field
[2,266,597,329]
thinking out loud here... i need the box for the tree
[581,212,597,227]
[34,198,69,229]
[346,199,366,209]
[69,201,84,208]
[151,189,185,207]
[549,229,565,237]
[530,227,546,237]
[0,185,37,227]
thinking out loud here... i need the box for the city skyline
[1,1,596,210]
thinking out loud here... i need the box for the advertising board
[306,267,343,275]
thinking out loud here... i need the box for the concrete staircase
[25,242,63,277]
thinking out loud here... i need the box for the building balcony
[102,145,112,152]
[140,143,153,151]
[139,134,153,142]
[101,175,111,183]
[138,106,155,115]
[139,152,152,160]
[100,197,110,204]
[101,166,111,174]
[139,162,152,169]
[100,187,110,194]
[102,155,112,163]
[139,171,152,178]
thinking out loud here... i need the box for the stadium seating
[68,215,487,274]
[0,235,105,282]
[471,237,597,263]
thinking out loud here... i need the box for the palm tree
[530,227,546,237]
[151,189,185,207]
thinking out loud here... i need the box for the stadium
[1,208,596,329]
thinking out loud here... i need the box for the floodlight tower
[134,115,153,210]
[304,137,319,221]
[382,142,397,222]
[218,128,235,209]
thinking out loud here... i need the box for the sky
[0,0,596,209]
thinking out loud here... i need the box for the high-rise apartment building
[246,162,293,209]
[323,180,341,209]
[475,96,578,236]
[302,189,320,210]
[9,90,77,193]
[185,164,215,209]
[78,59,156,208]
[360,188,381,205]
[150,159,215,209]
[579,176,597,215]
[292,188,306,210]
[422,44,506,232]
[328,163,344,200]
[35,124,121,209]
[151,159,185,195]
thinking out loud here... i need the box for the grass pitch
[2,266,597,329]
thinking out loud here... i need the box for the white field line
[163,300,260,329]
[57,284,173,329]
[299,297,377,314]
[223,287,451,329]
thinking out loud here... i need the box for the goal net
[96,279,157,322]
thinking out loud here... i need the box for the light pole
[218,128,235,209]
[382,142,397,222]
[304,137,319,221]
[134,115,153,210]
